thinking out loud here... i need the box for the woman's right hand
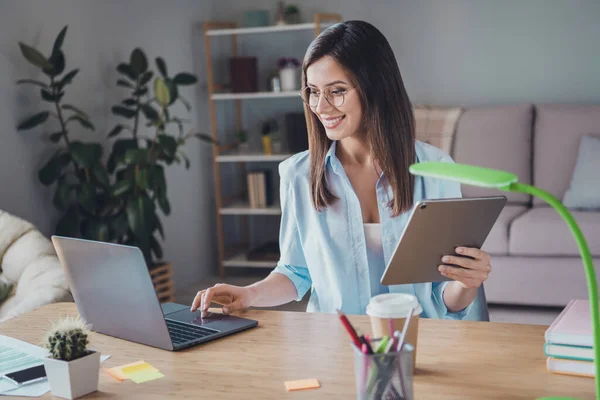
[190,283,256,318]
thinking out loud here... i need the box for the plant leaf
[130,48,148,76]
[44,50,65,77]
[133,87,148,97]
[58,69,79,88]
[70,142,102,168]
[39,152,71,186]
[110,213,129,239]
[178,95,191,111]
[52,26,68,58]
[121,98,136,106]
[155,215,164,239]
[141,104,160,122]
[49,131,65,143]
[62,104,89,120]
[126,195,154,254]
[55,206,81,237]
[77,183,97,214]
[18,42,52,70]
[139,71,153,86]
[82,219,110,242]
[178,151,191,169]
[92,163,110,188]
[192,133,216,144]
[148,165,166,196]
[52,176,72,210]
[117,63,136,80]
[150,235,163,260]
[67,115,95,131]
[117,79,134,88]
[157,194,171,215]
[107,124,124,138]
[165,78,178,105]
[157,134,177,161]
[41,88,58,102]
[136,168,149,190]
[173,73,197,85]
[107,139,138,173]
[124,148,148,165]
[111,105,136,119]
[111,180,131,197]
[16,79,49,88]
[153,78,170,107]
[155,57,168,77]
[17,111,49,130]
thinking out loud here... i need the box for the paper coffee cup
[365,293,422,369]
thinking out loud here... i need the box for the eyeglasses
[300,86,355,108]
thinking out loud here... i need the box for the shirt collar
[325,140,343,174]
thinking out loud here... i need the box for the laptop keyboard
[166,319,219,345]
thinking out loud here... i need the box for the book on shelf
[247,170,274,208]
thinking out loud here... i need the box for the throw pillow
[0,275,13,304]
[563,135,600,210]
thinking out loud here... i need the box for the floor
[177,269,563,326]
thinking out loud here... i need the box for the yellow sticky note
[122,362,154,375]
[129,369,165,384]
[106,361,153,381]
[105,367,127,381]
[284,379,320,392]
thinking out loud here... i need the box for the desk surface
[0,303,593,399]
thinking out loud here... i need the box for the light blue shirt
[271,140,489,320]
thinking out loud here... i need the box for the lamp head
[409,162,518,191]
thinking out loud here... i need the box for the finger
[222,299,242,315]
[456,247,489,262]
[439,265,489,282]
[441,255,476,270]
[201,286,234,317]
[191,290,206,311]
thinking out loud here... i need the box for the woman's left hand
[438,247,492,289]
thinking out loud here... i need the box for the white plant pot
[279,67,300,91]
[43,351,100,400]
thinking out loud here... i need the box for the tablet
[380,196,507,286]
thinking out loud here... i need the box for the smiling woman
[193,20,490,321]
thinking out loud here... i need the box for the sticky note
[129,369,165,384]
[284,379,320,392]
[106,361,147,381]
[122,362,154,375]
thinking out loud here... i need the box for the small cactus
[43,316,91,362]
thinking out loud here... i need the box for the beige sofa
[0,210,72,320]
[449,104,600,307]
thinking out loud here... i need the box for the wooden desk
[0,303,593,399]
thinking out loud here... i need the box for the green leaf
[107,124,124,138]
[17,111,49,130]
[178,95,191,111]
[148,165,166,195]
[130,48,148,76]
[111,105,136,119]
[157,134,177,161]
[158,194,171,215]
[16,79,49,88]
[126,195,154,252]
[107,139,138,173]
[117,63,136,80]
[173,73,197,85]
[92,163,110,187]
[49,131,64,143]
[39,152,71,186]
[141,104,159,122]
[67,115,95,131]
[77,184,97,213]
[124,148,148,165]
[155,216,164,239]
[18,42,52,70]
[41,88,62,102]
[52,177,72,210]
[155,57,168,77]
[165,78,178,105]
[112,180,131,197]
[136,168,149,190]
[192,133,216,144]
[150,235,163,260]
[134,87,148,97]
[139,71,153,86]
[55,206,81,237]
[58,69,79,88]
[178,152,191,169]
[44,50,65,77]
[83,219,110,242]
[117,79,134,88]
[110,213,129,239]
[153,78,170,108]
[52,26,68,58]
[69,142,102,168]
[122,98,136,106]
[62,104,89,120]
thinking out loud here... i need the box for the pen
[336,309,362,349]
[360,335,374,354]
[397,306,415,352]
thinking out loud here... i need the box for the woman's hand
[191,283,256,318]
[438,247,492,289]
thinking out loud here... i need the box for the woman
[192,20,491,320]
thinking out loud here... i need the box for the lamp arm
[510,183,599,397]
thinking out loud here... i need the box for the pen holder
[352,343,414,400]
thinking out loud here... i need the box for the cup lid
[365,293,423,318]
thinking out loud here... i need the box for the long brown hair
[302,20,415,217]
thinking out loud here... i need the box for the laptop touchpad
[167,308,225,326]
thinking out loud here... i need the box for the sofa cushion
[482,205,528,255]
[562,135,600,210]
[509,206,600,256]
[533,104,600,205]
[452,104,533,204]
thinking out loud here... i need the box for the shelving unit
[203,13,342,278]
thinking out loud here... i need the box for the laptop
[51,235,258,351]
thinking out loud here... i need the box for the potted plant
[42,316,100,400]
[284,4,301,24]
[277,57,301,91]
[237,129,250,152]
[15,26,214,303]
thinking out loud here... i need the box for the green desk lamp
[410,162,598,400]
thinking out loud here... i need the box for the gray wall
[0,0,217,292]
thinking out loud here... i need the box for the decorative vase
[43,350,100,400]
[279,67,300,91]
[150,263,175,303]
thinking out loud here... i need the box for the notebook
[544,343,593,362]
[547,357,594,378]
[545,299,591,347]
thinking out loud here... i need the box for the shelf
[206,22,332,37]
[223,251,277,268]
[211,91,300,101]
[220,201,281,216]
[217,152,292,162]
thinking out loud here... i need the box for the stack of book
[545,299,594,377]
[247,170,273,208]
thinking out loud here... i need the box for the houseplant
[42,316,100,400]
